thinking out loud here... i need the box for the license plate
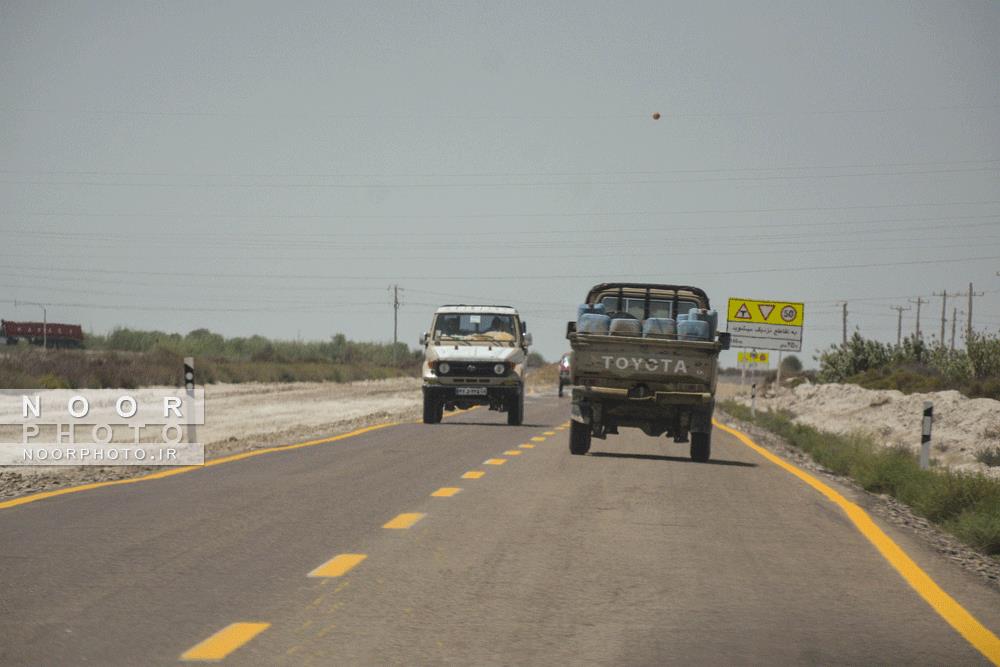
[455,387,488,396]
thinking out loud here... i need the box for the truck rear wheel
[690,432,711,462]
[423,395,443,424]
[569,420,591,455]
[507,390,524,426]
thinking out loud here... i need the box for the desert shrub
[780,354,803,374]
[976,447,1000,467]
[816,330,1000,400]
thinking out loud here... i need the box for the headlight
[438,362,450,375]
[493,363,506,375]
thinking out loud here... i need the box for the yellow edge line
[180,621,270,661]
[0,422,398,511]
[713,419,1000,665]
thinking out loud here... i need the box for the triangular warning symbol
[758,304,775,320]
[735,303,752,319]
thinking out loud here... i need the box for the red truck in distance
[1,320,84,348]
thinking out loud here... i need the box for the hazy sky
[2,1,999,365]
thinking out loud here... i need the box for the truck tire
[690,432,711,462]
[569,420,591,455]
[423,394,442,424]
[507,390,524,426]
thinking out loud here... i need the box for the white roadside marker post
[184,357,197,445]
[920,401,933,470]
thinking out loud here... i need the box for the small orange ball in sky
[652,112,661,120]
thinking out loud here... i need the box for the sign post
[184,357,197,445]
[920,401,933,470]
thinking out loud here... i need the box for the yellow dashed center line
[484,458,507,465]
[383,512,426,529]
[431,487,462,497]
[531,436,546,442]
[543,431,556,435]
[462,471,485,479]
[180,622,270,662]
[503,450,522,456]
[308,553,367,578]
[519,444,535,449]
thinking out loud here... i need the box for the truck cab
[420,305,532,425]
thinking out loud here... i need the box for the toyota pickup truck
[565,283,730,462]
[420,305,532,425]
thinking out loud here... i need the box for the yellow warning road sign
[727,298,804,326]
[738,351,769,364]
[727,297,805,352]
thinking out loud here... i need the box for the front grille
[439,362,508,377]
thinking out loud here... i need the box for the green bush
[816,331,1000,400]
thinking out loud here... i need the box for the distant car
[558,353,571,397]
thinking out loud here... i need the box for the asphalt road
[1,394,999,665]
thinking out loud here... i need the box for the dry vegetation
[0,328,421,389]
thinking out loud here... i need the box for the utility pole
[840,302,848,344]
[389,285,403,363]
[950,307,959,351]
[909,297,927,339]
[890,305,910,345]
[965,282,984,342]
[932,290,952,346]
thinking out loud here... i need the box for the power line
[4,214,999,244]
[3,253,1000,282]
[2,165,997,189]
[5,199,999,222]
[3,102,998,118]
[2,159,998,180]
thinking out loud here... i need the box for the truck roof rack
[585,283,709,305]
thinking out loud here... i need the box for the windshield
[433,313,519,344]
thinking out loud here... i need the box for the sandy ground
[0,374,558,500]
[725,380,1000,479]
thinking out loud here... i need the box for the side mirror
[522,333,533,347]
[521,321,527,334]
[419,332,428,346]
[718,332,731,351]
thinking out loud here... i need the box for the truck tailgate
[570,333,719,389]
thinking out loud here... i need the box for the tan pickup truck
[565,283,730,462]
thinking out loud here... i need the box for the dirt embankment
[729,381,1000,479]
[0,378,425,500]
